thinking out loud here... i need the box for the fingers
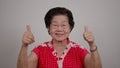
[84,26,89,32]
[22,25,35,45]
[24,31,34,41]
[84,32,94,40]
[83,26,94,43]
[26,25,31,32]
[23,35,35,44]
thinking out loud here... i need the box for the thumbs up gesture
[83,26,95,46]
[22,25,35,46]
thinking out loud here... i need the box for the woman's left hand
[83,26,95,47]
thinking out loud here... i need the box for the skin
[17,15,102,68]
[49,15,71,56]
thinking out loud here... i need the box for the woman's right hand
[22,25,35,46]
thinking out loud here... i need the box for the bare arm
[17,45,28,68]
[84,43,102,68]
[17,45,38,68]
[28,52,38,68]
[83,26,102,68]
[17,25,38,68]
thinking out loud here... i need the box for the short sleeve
[77,46,89,65]
[81,48,88,64]
[32,46,41,58]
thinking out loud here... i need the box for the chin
[54,38,67,42]
[57,40,64,42]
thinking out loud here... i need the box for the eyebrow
[52,20,69,23]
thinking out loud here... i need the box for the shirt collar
[50,38,70,45]
[48,38,71,48]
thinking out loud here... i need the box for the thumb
[84,26,89,32]
[26,25,31,32]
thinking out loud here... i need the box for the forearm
[89,43,102,68]
[17,44,28,68]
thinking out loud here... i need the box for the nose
[57,25,63,31]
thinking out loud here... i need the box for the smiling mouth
[55,33,64,36]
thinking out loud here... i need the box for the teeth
[56,33,63,36]
[56,33,61,35]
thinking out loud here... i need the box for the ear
[69,25,73,32]
[47,28,50,35]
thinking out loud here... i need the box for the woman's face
[49,15,71,42]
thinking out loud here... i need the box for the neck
[53,39,68,54]
[53,39,68,47]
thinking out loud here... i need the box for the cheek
[49,28,71,35]
[49,29,56,35]
[65,28,71,33]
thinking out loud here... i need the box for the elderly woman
[17,7,102,68]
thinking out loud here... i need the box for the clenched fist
[22,25,35,46]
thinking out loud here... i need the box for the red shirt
[33,39,88,68]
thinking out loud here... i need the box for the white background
[0,0,120,68]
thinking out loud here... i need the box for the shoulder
[70,40,86,50]
[70,40,89,58]
[32,41,51,55]
[33,41,51,50]
[38,41,51,47]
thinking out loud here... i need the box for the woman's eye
[62,24,67,27]
[53,25,57,26]
[62,25,65,26]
